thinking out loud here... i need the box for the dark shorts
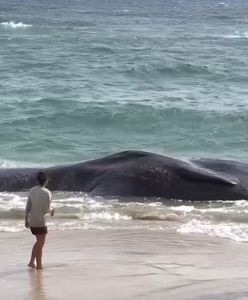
[30,226,48,235]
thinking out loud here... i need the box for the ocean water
[1,0,248,240]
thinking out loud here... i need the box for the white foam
[0,192,27,211]
[0,221,25,232]
[234,200,248,207]
[224,31,248,39]
[0,21,32,28]
[170,205,194,213]
[216,2,230,7]
[177,219,248,242]
[0,226,23,232]
[0,159,22,168]
[147,202,163,207]
[0,159,41,168]
[47,221,165,231]
[83,212,131,221]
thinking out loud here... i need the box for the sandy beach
[1,229,248,300]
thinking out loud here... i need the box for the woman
[25,171,54,269]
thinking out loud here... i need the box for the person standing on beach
[25,171,54,270]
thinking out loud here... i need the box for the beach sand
[1,229,248,300]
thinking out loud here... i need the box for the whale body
[0,150,248,201]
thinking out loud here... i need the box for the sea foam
[177,219,248,242]
[1,21,32,28]
[224,31,248,39]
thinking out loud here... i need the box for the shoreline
[1,229,248,300]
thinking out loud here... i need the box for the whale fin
[177,164,238,186]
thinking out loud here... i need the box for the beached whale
[0,150,248,200]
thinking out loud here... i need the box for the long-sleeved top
[26,185,52,227]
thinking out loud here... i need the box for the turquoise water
[1,0,248,166]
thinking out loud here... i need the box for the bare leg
[36,234,46,270]
[28,237,38,268]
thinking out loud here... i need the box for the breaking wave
[0,191,248,241]
[1,21,32,28]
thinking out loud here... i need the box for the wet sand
[1,229,248,300]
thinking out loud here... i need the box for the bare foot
[36,266,43,270]
[28,262,36,269]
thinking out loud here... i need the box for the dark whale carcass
[0,150,248,200]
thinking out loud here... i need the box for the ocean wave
[123,62,211,78]
[177,219,248,242]
[83,212,131,221]
[91,45,115,54]
[2,102,247,163]
[0,159,21,168]
[1,192,248,240]
[131,212,180,221]
[0,159,39,168]
[0,209,24,220]
[0,21,32,28]
[224,31,248,39]
[0,221,24,232]
[0,208,81,221]
[216,2,230,7]
[0,219,166,232]
[5,101,248,127]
